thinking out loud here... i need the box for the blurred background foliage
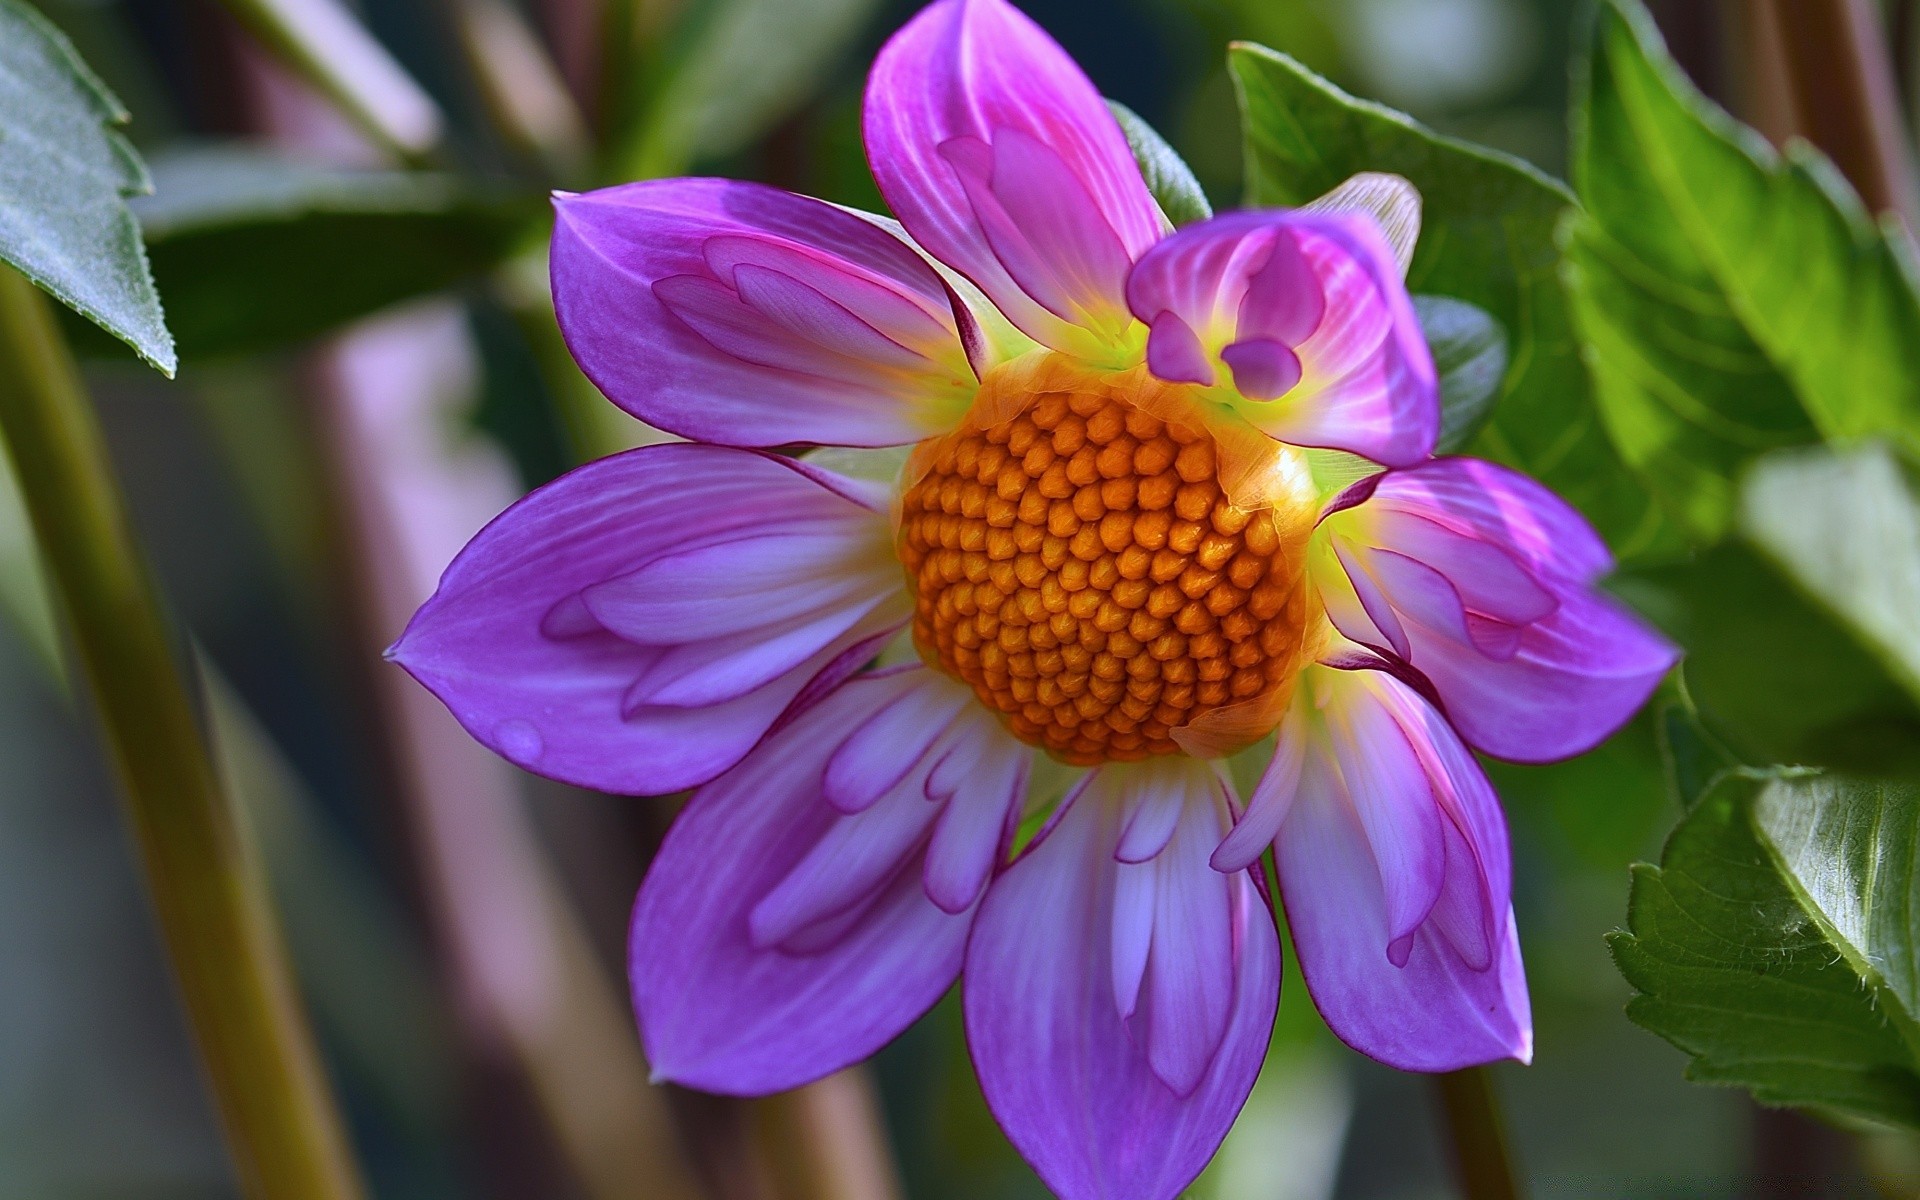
[7,0,1920,1197]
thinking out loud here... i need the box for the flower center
[897,358,1318,765]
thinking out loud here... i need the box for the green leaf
[0,0,173,375]
[1586,2,1920,457]
[1414,294,1506,455]
[612,0,883,181]
[1108,100,1212,227]
[116,147,540,359]
[1612,770,1920,1128]
[1563,1,1920,542]
[1228,41,1675,561]
[1611,442,1920,778]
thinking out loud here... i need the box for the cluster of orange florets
[898,387,1310,764]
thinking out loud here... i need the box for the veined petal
[966,761,1276,1200]
[865,0,1162,355]
[552,179,976,448]
[1318,457,1678,761]
[1368,457,1613,585]
[1126,210,1437,466]
[388,444,906,795]
[631,677,973,1095]
[1273,668,1531,1072]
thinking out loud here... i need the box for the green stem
[1434,1067,1523,1200]
[0,266,365,1200]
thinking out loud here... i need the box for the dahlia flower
[390,0,1677,1193]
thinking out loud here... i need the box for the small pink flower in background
[388,0,1677,1194]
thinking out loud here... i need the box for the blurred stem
[0,266,365,1200]
[1434,1067,1522,1200]
[215,0,444,161]
[1762,0,1920,229]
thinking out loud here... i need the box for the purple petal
[1320,679,1445,961]
[864,0,1162,353]
[551,179,975,448]
[1210,697,1307,872]
[1274,670,1530,1071]
[1369,457,1614,585]
[388,443,904,795]
[921,712,1030,913]
[1323,457,1679,761]
[1124,210,1437,465]
[1330,535,1411,660]
[824,675,972,813]
[631,675,976,1094]
[1401,586,1680,763]
[1219,338,1303,401]
[965,768,1278,1200]
[1145,311,1214,385]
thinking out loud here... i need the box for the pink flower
[389,1,1677,1194]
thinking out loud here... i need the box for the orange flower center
[897,357,1319,765]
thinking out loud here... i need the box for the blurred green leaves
[1229,40,1673,559]
[1569,0,1920,1129]
[607,0,883,182]
[0,0,173,375]
[1565,0,1920,540]
[126,148,541,360]
[1614,444,1920,779]
[1613,771,1920,1128]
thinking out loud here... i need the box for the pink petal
[1273,670,1530,1072]
[965,769,1278,1200]
[551,179,975,448]
[1125,210,1436,465]
[864,0,1162,353]
[631,676,977,1094]
[388,444,905,795]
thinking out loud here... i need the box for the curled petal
[388,444,906,795]
[1126,209,1437,466]
[865,0,1162,353]
[631,676,974,1094]
[552,179,976,448]
[1272,668,1531,1072]
[1316,457,1678,761]
[966,761,1276,1199]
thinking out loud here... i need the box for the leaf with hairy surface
[1613,771,1920,1129]
[0,0,172,374]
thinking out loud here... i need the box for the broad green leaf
[117,147,540,358]
[611,0,882,181]
[0,0,173,375]
[1580,2,1920,467]
[1612,771,1920,1128]
[1742,443,1920,705]
[1228,42,1675,560]
[1563,2,1920,541]
[1108,100,1212,227]
[1413,294,1506,455]
[1611,443,1920,778]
